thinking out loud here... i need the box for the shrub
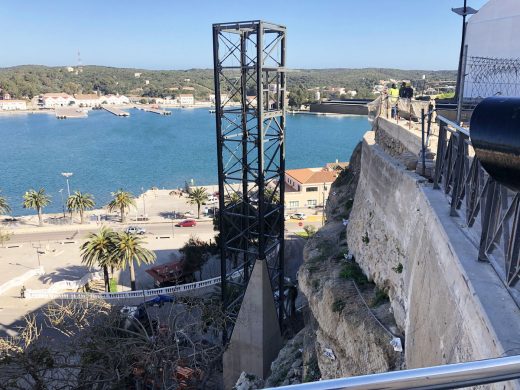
[340,262,368,285]
[332,299,345,313]
[371,288,389,307]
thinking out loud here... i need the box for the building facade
[74,94,101,107]
[284,165,343,210]
[178,94,194,106]
[0,100,27,110]
[42,93,75,108]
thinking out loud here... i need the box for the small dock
[135,106,171,116]
[55,108,88,119]
[102,106,130,117]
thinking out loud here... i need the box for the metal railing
[433,115,520,289]
[268,354,520,389]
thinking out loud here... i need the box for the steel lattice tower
[212,21,286,342]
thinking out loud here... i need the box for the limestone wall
[347,128,520,388]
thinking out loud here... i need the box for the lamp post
[61,172,73,197]
[141,187,146,218]
[452,1,478,116]
[58,189,65,218]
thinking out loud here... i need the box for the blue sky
[1,0,487,70]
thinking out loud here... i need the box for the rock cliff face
[297,141,403,380]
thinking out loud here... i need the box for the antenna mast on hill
[76,50,83,74]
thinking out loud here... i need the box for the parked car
[290,213,306,220]
[125,226,146,235]
[176,219,197,227]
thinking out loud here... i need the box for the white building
[74,94,101,107]
[0,100,27,111]
[101,95,130,105]
[134,73,142,78]
[465,0,520,98]
[179,94,194,106]
[42,93,74,108]
[209,94,229,103]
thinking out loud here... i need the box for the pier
[135,106,172,115]
[55,107,88,119]
[102,106,130,117]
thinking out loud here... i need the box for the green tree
[0,192,10,215]
[80,227,117,292]
[22,188,51,226]
[188,187,208,219]
[67,191,95,224]
[111,231,156,291]
[108,189,135,223]
[265,187,280,203]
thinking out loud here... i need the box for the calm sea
[0,108,369,215]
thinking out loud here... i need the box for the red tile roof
[286,168,337,184]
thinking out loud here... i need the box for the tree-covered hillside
[0,65,456,100]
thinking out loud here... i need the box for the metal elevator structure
[212,20,287,342]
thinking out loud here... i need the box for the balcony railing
[432,114,520,291]
[268,354,520,390]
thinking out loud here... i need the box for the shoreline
[0,104,216,118]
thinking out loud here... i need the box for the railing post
[478,178,497,262]
[433,121,447,189]
[450,133,466,217]
[421,108,426,176]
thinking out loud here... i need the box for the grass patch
[296,231,308,239]
[370,288,389,307]
[109,278,118,292]
[340,262,368,285]
[303,355,321,383]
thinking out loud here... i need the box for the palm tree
[265,187,280,203]
[188,187,208,219]
[225,192,241,205]
[0,192,10,215]
[67,191,95,224]
[111,231,156,291]
[23,188,51,226]
[80,227,117,292]
[108,189,135,223]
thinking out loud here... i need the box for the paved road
[8,222,216,244]
[7,219,321,244]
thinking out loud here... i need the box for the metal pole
[455,0,468,102]
[66,178,70,198]
[212,23,228,344]
[59,189,65,218]
[421,108,426,176]
[456,45,468,124]
[257,22,265,262]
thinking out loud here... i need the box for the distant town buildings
[209,94,229,103]
[284,163,345,209]
[179,94,194,106]
[42,93,75,108]
[0,100,27,111]
[74,94,101,107]
[134,73,142,78]
[101,94,130,105]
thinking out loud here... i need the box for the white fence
[49,271,103,291]
[25,276,222,300]
[0,266,45,295]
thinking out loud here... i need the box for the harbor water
[0,108,369,215]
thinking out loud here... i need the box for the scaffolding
[212,20,287,342]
